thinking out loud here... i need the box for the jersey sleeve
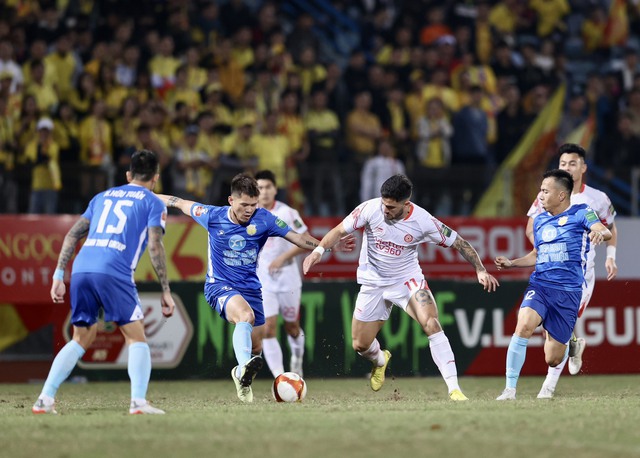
[288,208,308,234]
[342,200,373,234]
[189,202,214,229]
[266,211,292,238]
[597,195,616,227]
[148,195,167,232]
[579,206,602,231]
[422,217,458,247]
[81,194,99,221]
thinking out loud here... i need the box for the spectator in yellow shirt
[53,102,80,163]
[44,33,79,102]
[166,64,202,119]
[26,60,58,114]
[345,91,382,164]
[23,118,62,214]
[149,36,181,89]
[254,111,291,194]
[79,99,113,167]
[529,0,569,38]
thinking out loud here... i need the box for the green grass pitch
[1,376,639,458]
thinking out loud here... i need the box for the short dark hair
[130,149,159,181]
[230,173,260,197]
[543,169,573,194]
[380,174,413,201]
[558,143,586,160]
[255,170,276,186]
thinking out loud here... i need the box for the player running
[255,170,307,377]
[33,150,175,415]
[158,173,354,402]
[303,174,499,401]
[495,169,612,400]
[525,143,617,398]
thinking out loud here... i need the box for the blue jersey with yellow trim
[72,184,167,282]
[530,203,600,292]
[190,203,291,290]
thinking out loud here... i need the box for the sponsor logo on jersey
[541,225,558,242]
[558,216,568,226]
[246,224,257,235]
[293,219,303,229]
[404,234,414,243]
[228,235,246,251]
[586,209,598,222]
[194,206,207,217]
[275,217,287,229]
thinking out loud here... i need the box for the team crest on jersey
[275,217,287,229]
[194,206,207,217]
[246,224,257,235]
[228,235,246,251]
[558,216,568,226]
[541,225,558,242]
[404,234,414,243]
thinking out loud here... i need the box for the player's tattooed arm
[155,194,197,216]
[56,217,90,270]
[452,235,486,273]
[148,226,171,292]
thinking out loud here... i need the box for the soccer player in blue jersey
[494,169,612,400]
[32,150,175,415]
[158,173,353,402]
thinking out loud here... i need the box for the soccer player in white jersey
[303,174,500,400]
[33,150,175,415]
[525,143,618,399]
[495,169,612,401]
[255,170,307,377]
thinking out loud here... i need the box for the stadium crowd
[1,0,640,216]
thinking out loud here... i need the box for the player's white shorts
[354,276,428,322]
[262,289,302,322]
[578,268,595,318]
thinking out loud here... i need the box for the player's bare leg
[537,331,570,399]
[407,289,467,401]
[33,325,97,414]
[284,320,305,376]
[352,319,389,391]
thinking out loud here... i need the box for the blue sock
[506,335,529,389]
[233,322,253,378]
[128,342,151,400]
[42,340,86,398]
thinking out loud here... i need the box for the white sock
[131,397,146,405]
[358,338,385,367]
[287,330,305,359]
[262,337,284,378]
[38,394,55,405]
[429,331,460,392]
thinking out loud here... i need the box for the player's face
[558,153,586,186]
[381,197,409,221]
[228,193,259,224]
[539,177,567,213]
[257,179,277,208]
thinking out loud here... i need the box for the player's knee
[284,321,300,337]
[236,310,256,325]
[352,338,371,353]
[514,324,535,338]
[546,354,564,367]
[421,317,442,336]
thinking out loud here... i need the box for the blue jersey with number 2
[530,203,600,292]
[189,203,291,291]
[72,184,167,282]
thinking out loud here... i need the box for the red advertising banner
[465,280,640,375]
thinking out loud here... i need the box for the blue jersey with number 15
[189,203,291,291]
[72,184,167,283]
[530,203,600,292]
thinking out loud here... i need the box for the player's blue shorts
[520,284,581,344]
[70,273,143,327]
[204,282,265,326]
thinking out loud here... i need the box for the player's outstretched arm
[605,222,618,281]
[147,226,175,318]
[451,235,500,292]
[495,249,537,270]
[156,194,197,216]
[301,223,350,275]
[50,217,90,304]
